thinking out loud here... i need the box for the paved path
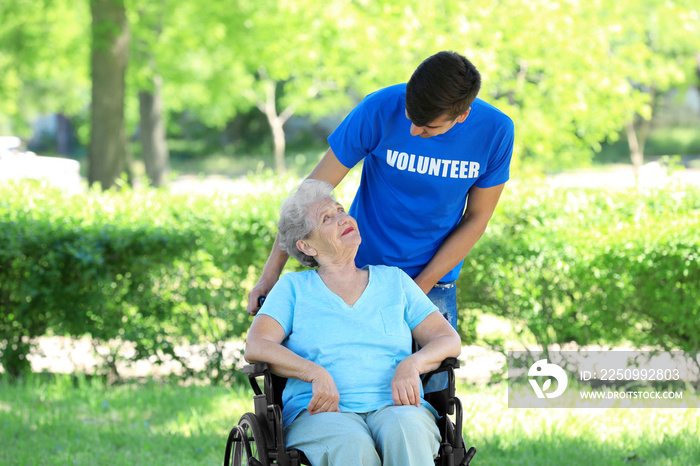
[22,335,502,383]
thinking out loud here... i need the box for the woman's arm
[391,311,462,407]
[245,315,340,414]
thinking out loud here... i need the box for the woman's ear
[296,239,317,257]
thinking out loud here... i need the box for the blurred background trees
[0,0,699,187]
[1,0,699,381]
[0,0,90,149]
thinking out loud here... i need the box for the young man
[246,51,514,338]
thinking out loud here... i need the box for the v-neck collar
[313,265,372,309]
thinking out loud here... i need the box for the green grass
[463,383,700,466]
[0,374,251,465]
[1,375,698,465]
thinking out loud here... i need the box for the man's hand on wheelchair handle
[391,358,422,407]
[307,365,341,415]
[246,277,276,316]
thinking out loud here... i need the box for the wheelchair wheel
[232,413,270,466]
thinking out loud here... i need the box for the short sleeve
[328,96,380,169]
[255,274,297,336]
[474,117,514,189]
[399,270,439,330]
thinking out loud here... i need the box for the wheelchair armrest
[422,357,461,418]
[422,357,459,387]
[242,362,271,376]
[242,363,272,397]
[438,357,460,370]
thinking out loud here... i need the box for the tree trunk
[88,0,130,190]
[625,120,644,186]
[257,77,295,174]
[624,90,655,187]
[696,53,700,119]
[270,115,287,174]
[139,75,170,187]
[56,114,72,155]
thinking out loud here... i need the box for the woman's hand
[391,357,422,407]
[307,366,341,415]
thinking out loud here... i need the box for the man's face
[405,109,470,139]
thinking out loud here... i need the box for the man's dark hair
[405,51,481,127]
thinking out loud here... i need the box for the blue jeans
[427,281,458,330]
[423,280,457,393]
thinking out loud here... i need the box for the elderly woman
[245,179,462,466]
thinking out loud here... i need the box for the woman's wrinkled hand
[307,366,341,415]
[391,358,422,407]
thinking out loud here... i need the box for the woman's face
[302,197,361,261]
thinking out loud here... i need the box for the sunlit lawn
[464,383,699,466]
[0,375,249,465]
[1,375,698,465]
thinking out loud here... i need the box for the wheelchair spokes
[226,413,269,466]
[224,425,243,466]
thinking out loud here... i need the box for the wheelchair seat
[224,358,476,466]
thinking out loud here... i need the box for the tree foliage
[0,0,698,174]
[0,0,90,137]
[609,0,700,179]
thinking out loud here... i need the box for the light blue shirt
[257,265,438,428]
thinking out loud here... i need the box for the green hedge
[458,184,700,351]
[2,179,699,380]
[0,179,288,380]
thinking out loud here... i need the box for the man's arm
[245,235,291,315]
[307,147,352,187]
[245,148,352,315]
[413,183,506,294]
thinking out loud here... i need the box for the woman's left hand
[391,357,422,407]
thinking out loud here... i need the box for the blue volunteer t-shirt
[328,83,514,282]
[256,265,439,428]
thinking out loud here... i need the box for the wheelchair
[224,357,476,466]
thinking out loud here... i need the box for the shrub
[2,178,698,380]
[458,183,700,351]
[0,179,290,380]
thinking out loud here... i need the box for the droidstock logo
[528,359,569,399]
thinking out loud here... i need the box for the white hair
[278,179,335,267]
